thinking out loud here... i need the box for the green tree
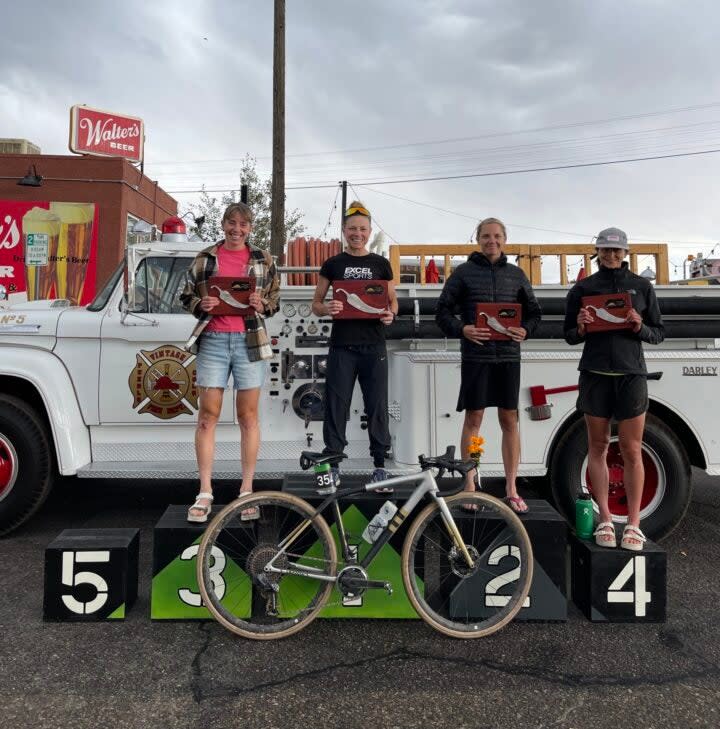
[183,155,305,249]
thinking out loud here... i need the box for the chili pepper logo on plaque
[128,345,198,419]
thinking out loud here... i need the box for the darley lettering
[682,366,718,376]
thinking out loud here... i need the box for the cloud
[2,0,719,268]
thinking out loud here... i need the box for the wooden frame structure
[389,243,669,285]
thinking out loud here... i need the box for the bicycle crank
[337,565,393,597]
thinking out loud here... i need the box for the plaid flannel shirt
[180,241,280,360]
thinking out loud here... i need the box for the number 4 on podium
[607,556,652,617]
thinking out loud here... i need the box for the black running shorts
[576,370,649,421]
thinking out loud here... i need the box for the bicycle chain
[275,537,370,614]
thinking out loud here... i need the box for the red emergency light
[162,217,186,235]
[161,216,188,243]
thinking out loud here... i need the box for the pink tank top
[206,245,251,333]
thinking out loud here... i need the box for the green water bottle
[575,493,594,539]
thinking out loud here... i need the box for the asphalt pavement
[1,471,719,729]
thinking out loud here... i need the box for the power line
[355,184,718,245]
[147,100,720,166]
[151,119,720,181]
[348,182,397,244]
[317,184,340,239]
[168,181,339,193]
[336,147,720,187]
[166,147,720,195]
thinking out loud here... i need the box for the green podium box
[151,505,254,620]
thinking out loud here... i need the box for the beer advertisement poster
[0,200,100,306]
[332,280,389,319]
[474,303,521,340]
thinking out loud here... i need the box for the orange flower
[469,434,485,460]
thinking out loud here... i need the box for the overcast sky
[3,0,720,279]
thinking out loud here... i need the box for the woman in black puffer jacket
[564,227,664,551]
[436,217,541,513]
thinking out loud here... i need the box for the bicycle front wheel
[402,491,533,638]
[197,491,337,640]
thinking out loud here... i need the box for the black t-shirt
[319,252,393,347]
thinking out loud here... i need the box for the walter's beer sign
[69,105,145,163]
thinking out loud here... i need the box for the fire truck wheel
[0,395,55,537]
[550,413,691,541]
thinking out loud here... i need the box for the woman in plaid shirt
[181,202,280,522]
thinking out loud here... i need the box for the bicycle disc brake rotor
[448,544,480,578]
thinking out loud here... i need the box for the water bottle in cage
[362,501,398,543]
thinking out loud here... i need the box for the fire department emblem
[128,345,198,419]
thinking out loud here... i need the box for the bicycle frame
[264,470,476,582]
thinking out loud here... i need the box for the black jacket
[564,262,664,374]
[435,252,542,362]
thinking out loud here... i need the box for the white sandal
[187,492,214,523]
[621,524,647,552]
[238,491,260,521]
[593,521,616,548]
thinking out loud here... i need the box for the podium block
[283,475,418,618]
[448,499,568,622]
[43,529,139,621]
[571,534,667,622]
[151,505,255,620]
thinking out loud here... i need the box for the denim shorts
[196,332,268,391]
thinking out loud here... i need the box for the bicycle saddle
[299,451,348,470]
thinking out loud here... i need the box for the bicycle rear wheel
[402,491,533,638]
[197,491,337,640]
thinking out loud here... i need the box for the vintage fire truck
[1,228,719,539]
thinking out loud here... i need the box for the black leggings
[323,345,391,465]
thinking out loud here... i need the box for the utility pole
[340,180,347,241]
[270,0,285,260]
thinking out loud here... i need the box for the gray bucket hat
[595,227,629,250]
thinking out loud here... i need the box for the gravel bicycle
[196,447,533,639]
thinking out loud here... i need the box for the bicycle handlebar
[419,445,476,478]
[299,445,476,479]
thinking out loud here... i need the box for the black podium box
[571,534,667,622]
[448,499,568,622]
[43,529,139,621]
[151,504,255,620]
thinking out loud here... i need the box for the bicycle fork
[433,494,476,569]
